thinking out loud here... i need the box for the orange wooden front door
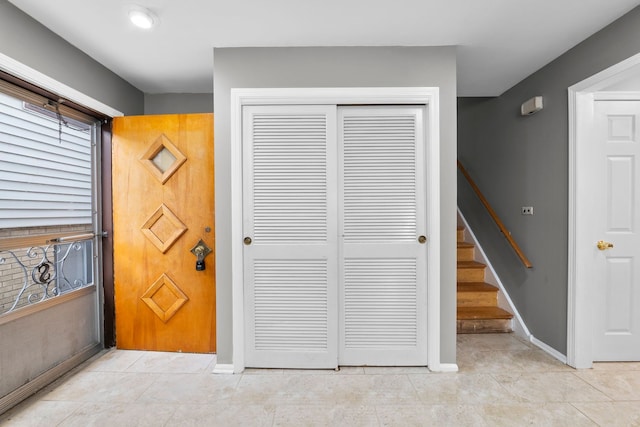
[112,114,215,353]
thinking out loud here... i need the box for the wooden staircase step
[457,260,486,282]
[457,318,512,334]
[457,242,475,261]
[457,260,485,269]
[457,306,513,320]
[456,223,513,334]
[457,306,514,334]
[457,282,498,307]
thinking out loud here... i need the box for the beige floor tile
[456,349,519,373]
[136,372,240,404]
[376,404,486,427]
[509,348,574,372]
[6,334,639,426]
[126,351,216,374]
[166,403,276,427]
[573,401,640,426]
[274,405,378,427]
[84,349,145,372]
[0,400,82,426]
[575,370,640,400]
[408,373,521,405]
[475,403,596,426]
[457,333,531,352]
[326,374,420,405]
[233,374,339,405]
[458,347,570,374]
[492,372,611,403]
[235,373,419,406]
[57,402,176,427]
[41,371,158,403]
[591,361,640,371]
[363,366,430,375]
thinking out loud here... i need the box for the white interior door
[243,105,338,368]
[338,107,428,366]
[592,99,640,361]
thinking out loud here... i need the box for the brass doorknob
[418,235,427,244]
[244,237,252,245]
[596,240,614,251]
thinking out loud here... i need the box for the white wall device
[520,96,543,116]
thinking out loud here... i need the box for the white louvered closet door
[243,105,338,368]
[338,106,428,366]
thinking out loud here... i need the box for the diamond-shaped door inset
[141,273,189,323]
[141,204,188,253]
[139,134,187,184]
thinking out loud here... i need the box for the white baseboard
[0,343,102,414]
[436,363,459,373]
[212,363,236,374]
[530,336,567,364]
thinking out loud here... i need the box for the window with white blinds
[0,90,95,228]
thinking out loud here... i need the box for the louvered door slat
[252,113,328,243]
[343,113,417,242]
[344,258,418,347]
[254,260,328,350]
[339,106,428,366]
[244,105,338,369]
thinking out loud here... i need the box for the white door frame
[227,87,441,373]
[567,52,640,368]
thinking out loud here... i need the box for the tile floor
[1,333,640,426]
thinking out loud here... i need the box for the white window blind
[0,91,93,228]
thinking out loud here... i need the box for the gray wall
[144,93,213,115]
[0,0,143,115]
[457,6,640,354]
[0,291,98,399]
[213,46,458,365]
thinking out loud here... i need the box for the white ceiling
[8,0,640,96]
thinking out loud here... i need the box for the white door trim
[567,52,640,368]
[228,87,441,373]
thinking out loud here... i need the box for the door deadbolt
[244,237,252,245]
[190,239,212,271]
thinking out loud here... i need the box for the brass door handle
[418,235,427,244]
[244,237,252,245]
[597,240,614,251]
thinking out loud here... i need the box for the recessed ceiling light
[129,7,156,29]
